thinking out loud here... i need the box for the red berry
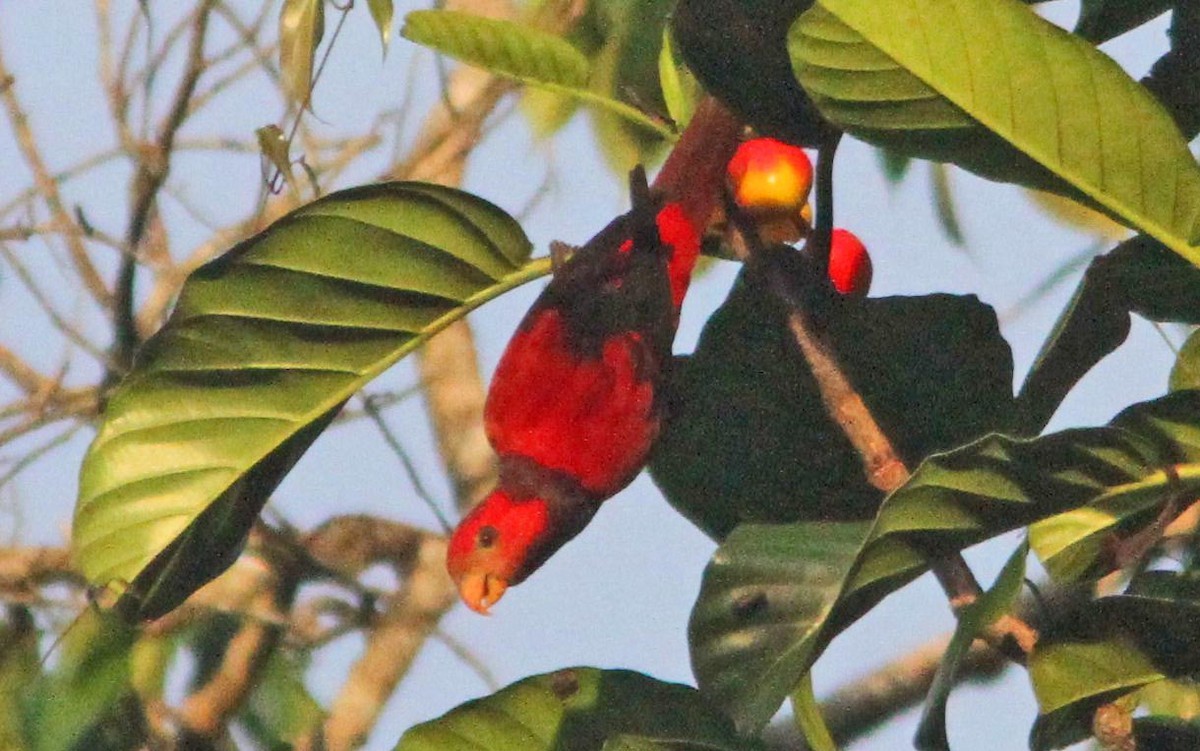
[726,138,813,216]
[827,229,872,297]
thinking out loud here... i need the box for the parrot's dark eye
[478,525,498,548]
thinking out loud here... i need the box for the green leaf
[73,182,538,620]
[1029,572,1200,749]
[1103,237,1200,325]
[240,649,325,746]
[22,610,138,751]
[1028,640,1163,750]
[0,608,37,751]
[367,0,394,56]
[1172,330,1200,392]
[789,0,1200,268]
[404,10,589,89]
[689,522,872,736]
[279,0,325,106]
[915,541,1028,751]
[877,147,912,183]
[1076,0,1174,44]
[394,668,759,751]
[255,124,297,197]
[1013,251,1130,436]
[1029,393,1200,581]
[1016,235,1200,435]
[651,271,1013,540]
[790,674,837,751]
[1133,716,1200,751]
[690,391,1200,734]
[658,27,699,129]
[672,0,831,146]
[930,163,965,246]
[401,10,673,139]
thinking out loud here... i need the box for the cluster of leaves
[36,0,1200,750]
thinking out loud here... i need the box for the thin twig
[0,41,112,309]
[360,395,453,534]
[110,0,216,377]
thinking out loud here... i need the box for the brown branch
[317,536,457,751]
[761,636,1008,750]
[724,199,1038,662]
[176,575,293,740]
[0,41,112,309]
[111,0,216,375]
[0,546,80,600]
[0,342,49,395]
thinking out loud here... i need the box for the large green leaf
[21,610,139,751]
[688,522,870,738]
[73,182,538,620]
[1015,235,1200,435]
[789,0,1200,267]
[651,271,1013,540]
[672,0,832,146]
[402,10,673,139]
[690,391,1200,734]
[0,608,36,751]
[1028,640,1164,750]
[395,668,760,751]
[1171,329,1200,392]
[1029,570,1200,749]
[1030,389,1200,581]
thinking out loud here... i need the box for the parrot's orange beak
[456,571,508,615]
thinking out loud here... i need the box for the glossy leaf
[1076,0,1174,43]
[789,0,1200,267]
[0,608,36,750]
[690,391,1200,734]
[279,0,325,106]
[241,650,325,746]
[1133,716,1200,751]
[915,541,1028,751]
[658,27,699,129]
[394,668,759,751]
[1029,390,1200,581]
[1014,235,1200,435]
[1029,640,1163,750]
[73,182,538,620]
[402,10,672,139]
[1029,571,1200,748]
[651,272,1014,540]
[1172,330,1200,392]
[21,610,138,751]
[368,0,395,56]
[672,0,832,146]
[689,522,872,735]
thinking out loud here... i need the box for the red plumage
[446,169,701,613]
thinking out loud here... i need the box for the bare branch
[0,41,112,309]
[111,0,216,375]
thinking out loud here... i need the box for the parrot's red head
[447,488,553,614]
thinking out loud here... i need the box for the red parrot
[445,99,741,613]
[446,168,702,613]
